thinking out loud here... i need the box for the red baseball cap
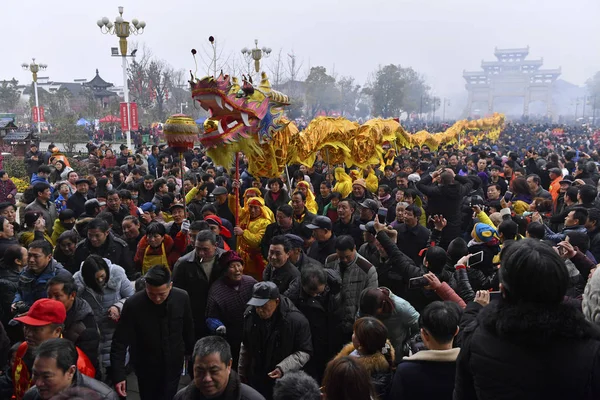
[13,298,66,326]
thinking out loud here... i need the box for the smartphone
[377,208,388,223]
[504,191,513,201]
[467,251,484,267]
[408,276,429,289]
[489,291,502,302]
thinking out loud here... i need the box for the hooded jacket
[454,301,600,399]
[334,341,395,400]
[73,259,134,368]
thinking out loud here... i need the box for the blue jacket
[13,259,71,306]
[147,154,158,177]
[30,174,53,192]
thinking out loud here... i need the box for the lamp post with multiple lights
[97,6,146,149]
[22,59,47,134]
[241,40,271,76]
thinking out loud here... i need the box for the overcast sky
[3,0,599,114]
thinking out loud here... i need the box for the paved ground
[125,373,191,399]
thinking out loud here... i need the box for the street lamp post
[22,59,47,135]
[180,102,188,114]
[442,98,451,121]
[241,40,271,77]
[97,6,146,149]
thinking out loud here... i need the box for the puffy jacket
[324,252,378,334]
[73,234,134,279]
[14,260,71,307]
[74,260,134,368]
[358,288,420,358]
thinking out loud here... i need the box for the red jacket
[134,232,186,271]
[12,342,95,400]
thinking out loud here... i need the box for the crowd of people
[0,121,599,399]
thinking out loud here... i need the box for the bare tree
[268,49,286,89]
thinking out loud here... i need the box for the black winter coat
[285,269,343,382]
[262,261,299,294]
[333,218,364,248]
[417,174,473,248]
[73,235,134,279]
[110,287,195,384]
[307,235,337,265]
[260,221,304,260]
[172,248,225,339]
[241,296,312,397]
[0,264,20,325]
[454,301,600,400]
[63,297,101,374]
[263,190,290,215]
[25,151,43,178]
[66,192,89,219]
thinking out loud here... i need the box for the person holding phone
[455,239,600,400]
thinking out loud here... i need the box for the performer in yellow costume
[333,168,352,198]
[233,187,275,223]
[292,181,318,214]
[234,196,271,280]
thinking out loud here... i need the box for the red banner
[39,107,45,122]
[32,107,38,123]
[120,102,129,131]
[130,103,139,131]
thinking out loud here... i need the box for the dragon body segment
[190,72,505,178]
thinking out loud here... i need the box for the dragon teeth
[215,96,223,109]
[218,119,225,134]
[241,113,250,126]
[224,102,233,111]
[227,120,237,129]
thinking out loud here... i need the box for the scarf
[378,194,391,204]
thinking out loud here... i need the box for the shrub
[3,156,28,181]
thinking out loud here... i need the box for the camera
[467,195,485,208]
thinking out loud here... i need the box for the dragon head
[190,71,290,149]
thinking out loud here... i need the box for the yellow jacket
[333,168,352,198]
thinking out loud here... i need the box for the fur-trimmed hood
[476,300,600,346]
[335,341,395,375]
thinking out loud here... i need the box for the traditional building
[82,69,117,108]
[464,47,561,119]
